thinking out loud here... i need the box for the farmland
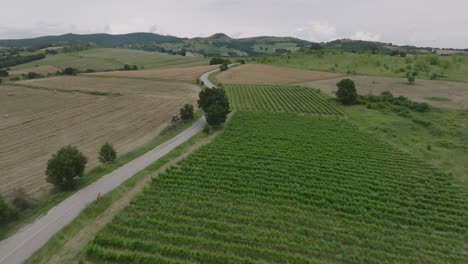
[256,50,468,82]
[87,65,218,82]
[10,48,206,71]
[0,78,199,197]
[225,84,342,115]
[301,76,468,109]
[85,111,467,263]
[216,64,341,85]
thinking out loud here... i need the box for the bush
[25,72,42,79]
[62,67,78,75]
[220,64,229,71]
[11,189,34,211]
[99,143,117,164]
[46,146,88,190]
[336,79,357,105]
[0,69,8,77]
[179,104,194,122]
[0,194,18,225]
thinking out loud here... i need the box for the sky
[0,0,466,49]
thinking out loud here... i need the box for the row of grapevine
[85,112,467,263]
[225,84,343,115]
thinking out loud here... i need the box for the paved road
[0,69,218,264]
[199,63,238,88]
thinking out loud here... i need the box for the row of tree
[0,53,45,69]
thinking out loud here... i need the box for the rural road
[0,68,220,264]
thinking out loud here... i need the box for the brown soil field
[301,76,468,109]
[86,65,218,81]
[215,64,341,85]
[0,78,199,197]
[9,65,62,76]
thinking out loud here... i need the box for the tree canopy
[46,146,88,190]
[336,79,358,105]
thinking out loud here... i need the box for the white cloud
[349,31,381,42]
[293,21,337,42]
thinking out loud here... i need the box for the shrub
[46,146,88,190]
[99,143,117,164]
[11,189,34,211]
[62,67,79,75]
[0,69,8,77]
[220,64,229,71]
[336,79,358,105]
[0,195,18,225]
[179,104,194,122]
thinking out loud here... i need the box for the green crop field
[255,50,468,83]
[84,110,467,263]
[11,48,206,71]
[225,84,342,115]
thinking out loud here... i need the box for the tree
[62,67,78,75]
[122,64,132,71]
[205,104,228,127]
[179,104,194,121]
[99,143,117,163]
[198,88,230,127]
[131,65,138,70]
[336,79,358,105]
[46,146,88,190]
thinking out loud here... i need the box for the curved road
[0,68,221,264]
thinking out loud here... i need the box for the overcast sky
[0,0,466,48]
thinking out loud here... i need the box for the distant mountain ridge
[1,32,466,56]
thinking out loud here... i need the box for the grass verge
[0,111,203,240]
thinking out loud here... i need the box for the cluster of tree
[198,88,230,127]
[389,50,407,57]
[61,67,79,75]
[360,91,430,113]
[22,72,44,79]
[46,143,117,190]
[0,53,45,69]
[62,45,91,53]
[209,58,231,65]
[44,49,58,55]
[120,64,138,71]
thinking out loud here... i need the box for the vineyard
[85,112,467,263]
[225,84,342,115]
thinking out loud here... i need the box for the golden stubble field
[301,76,468,109]
[216,64,342,84]
[0,77,199,197]
[86,65,218,82]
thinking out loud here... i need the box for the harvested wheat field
[216,64,341,84]
[87,65,218,81]
[8,65,62,76]
[0,78,199,197]
[301,76,468,109]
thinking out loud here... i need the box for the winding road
[0,67,221,264]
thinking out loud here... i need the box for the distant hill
[1,33,466,57]
[0,33,181,48]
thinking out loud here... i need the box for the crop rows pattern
[225,84,342,115]
[86,112,467,263]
